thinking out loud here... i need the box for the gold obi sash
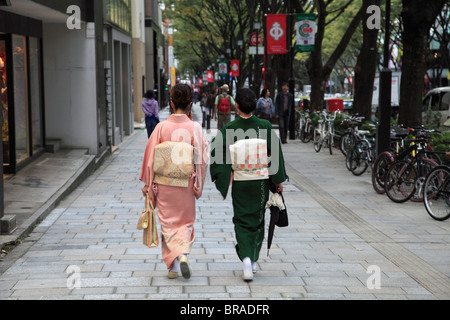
[153,141,195,187]
[229,138,270,181]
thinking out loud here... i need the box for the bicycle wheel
[314,131,322,152]
[348,141,369,176]
[340,132,359,157]
[300,126,306,142]
[302,124,314,143]
[372,151,395,194]
[328,135,333,155]
[423,166,450,221]
[410,157,439,202]
[295,117,302,140]
[385,160,417,203]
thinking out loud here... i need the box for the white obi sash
[229,138,270,181]
[153,141,195,187]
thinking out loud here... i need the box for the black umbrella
[267,193,288,256]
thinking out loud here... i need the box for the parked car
[422,87,450,126]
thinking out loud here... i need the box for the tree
[398,0,447,127]
[164,0,251,88]
[305,0,364,111]
[353,0,381,120]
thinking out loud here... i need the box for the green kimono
[210,115,287,261]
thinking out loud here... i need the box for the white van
[422,87,450,126]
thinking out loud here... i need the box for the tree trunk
[399,0,447,127]
[353,0,381,120]
[306,1,364,111]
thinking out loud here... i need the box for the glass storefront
[13,35,30,165]
[0,39,9,167]
[29,37,43,155]
[0,34,44,173]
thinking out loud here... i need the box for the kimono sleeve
[193,122,210,199]
[210,127,232,199]
[267,122,287,187]
[139,123,162,205]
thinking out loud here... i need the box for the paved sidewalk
[1,150,96,247]
[0,103,449,300]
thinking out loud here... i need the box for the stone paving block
[2,113,450,300]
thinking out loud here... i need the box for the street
[0,103,449,300]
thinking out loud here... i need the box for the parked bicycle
[384,138,440,203]
[345,130,376,176]
[300,110,314,143]
[314,111,336,155]
[339,115,365,157]
[295,110,303,140]
[423,160,450,221]
[372,126,410,194]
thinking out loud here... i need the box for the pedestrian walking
[140,83,209,280]
[206,90,216,131]
[214,84,236,130]
[256,88,275,122]
[200,91,208,128]
[275,83,294,144]
[210,88,287,281]
[142,90,160,138]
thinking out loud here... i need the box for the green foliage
[333,112,349,134]
[430,131,450,162]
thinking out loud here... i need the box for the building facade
[0,0,163,234]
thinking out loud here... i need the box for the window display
[29,37,43,154]
[0,40,9,166]
[12,35,30,165]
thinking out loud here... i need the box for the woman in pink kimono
[140,84,209,279]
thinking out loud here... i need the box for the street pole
[377,0,391,156]
[288,1,296,140]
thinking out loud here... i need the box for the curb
[0,155,97,249]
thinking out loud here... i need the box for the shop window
[0,40,9,166]
[29,37,43,154]
[12,34,29,165]
[1,34,44,173]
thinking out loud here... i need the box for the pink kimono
[140,114,209,270]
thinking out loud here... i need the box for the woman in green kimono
[210,88,287,281]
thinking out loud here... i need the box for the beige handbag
[137,195,159,248]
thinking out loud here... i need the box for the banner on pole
[218,60,228,76]
[296,14,316,53]
[207,71,214,83]
[230,60,240,77]
[266,14,287,54]
[171,67,176,87]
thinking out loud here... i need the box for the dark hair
[236,88,257,114]
[171,84,193,110]
[146,90,154,99]
[260,89,268,98]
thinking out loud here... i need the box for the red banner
[198,78,204,87]
[267,14,287,54]
[230,60,240,77]
[207,71,214,83]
